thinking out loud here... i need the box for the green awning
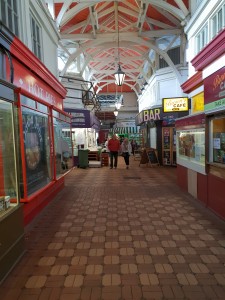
[109,127,139,134]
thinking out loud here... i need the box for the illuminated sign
[192,92,204,113]
[163,97,189,112]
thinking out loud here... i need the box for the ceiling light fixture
[114,108,118,117]
[114,13,125,86]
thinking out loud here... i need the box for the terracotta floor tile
[2,161,225,299]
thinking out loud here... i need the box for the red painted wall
[177,164,188,192]
[208,174,225,220]
[23,178,64,226]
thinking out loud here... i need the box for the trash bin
[78,149,89,168]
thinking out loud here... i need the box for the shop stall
[0,79,25,283]
[64,108,100,166]
[178,29,225,220]
[135,106,188,165]
[175,114,206,200]
[1,32,72,227]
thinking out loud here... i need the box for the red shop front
[5,36,73,226]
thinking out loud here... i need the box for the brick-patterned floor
[1,157,225,299]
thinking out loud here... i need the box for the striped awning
[109,127,139,134]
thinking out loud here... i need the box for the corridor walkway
[1,157,225,299]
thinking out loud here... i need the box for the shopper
[130,139,137,155]
[121,138,132,169]
[108,134,121,169]
[104,137,110,153]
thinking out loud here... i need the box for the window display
[53,116,73,178]
[0,99,19,216]
[21,106,51,196]
[162,127,176,166]
[177,129,205,166]
[210,117,225,164]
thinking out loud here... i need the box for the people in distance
[108,134,121,169]
[121,138,132,169]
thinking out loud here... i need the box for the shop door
[162,127,176,166]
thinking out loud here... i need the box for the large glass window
[0,0,19,36]
[21,106,51,197]
[209,116,225,164]
[53,117,73,178]
[0,99,19,217]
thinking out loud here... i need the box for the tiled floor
[1,157,225,299]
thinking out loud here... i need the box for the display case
[0,97,19,216]
[176,128,205,173]
[0,80,24,283]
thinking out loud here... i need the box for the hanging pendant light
[114,8,125,86]
[114,108,118,116]
[115,64,125,86]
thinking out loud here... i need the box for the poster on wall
[23,111,50,196]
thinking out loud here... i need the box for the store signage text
[28,80,56,105]
[204,66,225,111]
[135,108,161,125]
[143,108,161,121]
[163,97,188,112]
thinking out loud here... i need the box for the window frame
[0,0,20,37]
[30,12,43,61]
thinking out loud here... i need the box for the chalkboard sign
[139,149,149,165]
[147,148,160,166]
[139,148,160,167]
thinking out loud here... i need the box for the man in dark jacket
[108,134,121,169]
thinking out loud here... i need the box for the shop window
[176,129,205,170]
[209,116,225,164]
[30,13,42,61]
[0,0,19,36]
[53,117,73,178]
[21,106,51,197]
[0,99,19,216]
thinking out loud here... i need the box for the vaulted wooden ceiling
[52,0,189,97]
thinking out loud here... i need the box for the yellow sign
[192,92,204,113]
[163,97,189,112]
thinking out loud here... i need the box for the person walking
[121,138,132,169]
[108,134,121,169]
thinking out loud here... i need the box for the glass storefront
[209,115,225,164]
[53,112,73,178]
[19,97,72,198]
[0,98,19,216]
[21,106,51,197]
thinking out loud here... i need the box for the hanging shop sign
[135,107,162,125]
[204,66,225,112]
[163,97,189,112]
[64,108,91,128]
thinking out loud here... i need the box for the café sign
[163,97,189,112]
